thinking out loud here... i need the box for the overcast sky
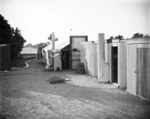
[0,0,149,45]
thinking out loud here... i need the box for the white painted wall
[54,53,62,71]
[80,42,97,77]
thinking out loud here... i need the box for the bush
[77,63,85,74]
[47,76,65,84]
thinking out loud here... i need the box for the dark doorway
[61,50,70,70]
[111,47,118,83]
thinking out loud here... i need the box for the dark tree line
[107,33,150,41]
[0,14,26,60]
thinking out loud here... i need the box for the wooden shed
[126,38,150,100]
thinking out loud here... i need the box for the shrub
[77,63,85,74]
[47,76,65,84]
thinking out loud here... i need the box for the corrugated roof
[42,40,69,52]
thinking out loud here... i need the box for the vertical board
[137,48,150,99]
[147,49,150,99]
[108,43,112,82]
[127,44,137,95]
[118,43,127,89]
[92,43,98,76]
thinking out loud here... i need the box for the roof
[42,40,69,52]
[20,47,37,54]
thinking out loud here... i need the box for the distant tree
[132,33,144,38]
[114,35,124,40]
[34,42,50,49]
[144,34,150,38]
[107,36,113,43]
[25,43,33,47]
[109,36,114,40]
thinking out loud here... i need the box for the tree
[0,14,26,60]
[144,34,150,38]
[11,28,26,59]
[107,36,113,43]
[0,14,13,44]
[36,43,47,49]
[132,33,144,38]
[114,35,124,40]
[25,43,33,47]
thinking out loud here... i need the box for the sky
[0,0,149,45]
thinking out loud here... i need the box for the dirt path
[0,60,150,119]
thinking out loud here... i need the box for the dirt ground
[0,60,150,119]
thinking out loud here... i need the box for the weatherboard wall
[126,38,150,100]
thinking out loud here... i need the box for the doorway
[111,47,118,83]
[61,50,70,70]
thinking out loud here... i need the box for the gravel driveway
[0,60,150,119]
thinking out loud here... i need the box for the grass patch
[11,57,35,68]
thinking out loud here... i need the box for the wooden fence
[0,44,11,71]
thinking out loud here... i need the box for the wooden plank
[127,44,137,95]
[137,48,150,99]
[143,49,147,98]
[118,43,127,89]
[137,49,142,96]
[147,49,150,99]
[108,43,112,82]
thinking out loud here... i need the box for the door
[61,50,70,70]
[137,48,150,99]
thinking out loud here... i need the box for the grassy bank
[11,57,36,68]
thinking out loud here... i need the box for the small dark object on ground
[47,76,65,84]
[77,63,85,74]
